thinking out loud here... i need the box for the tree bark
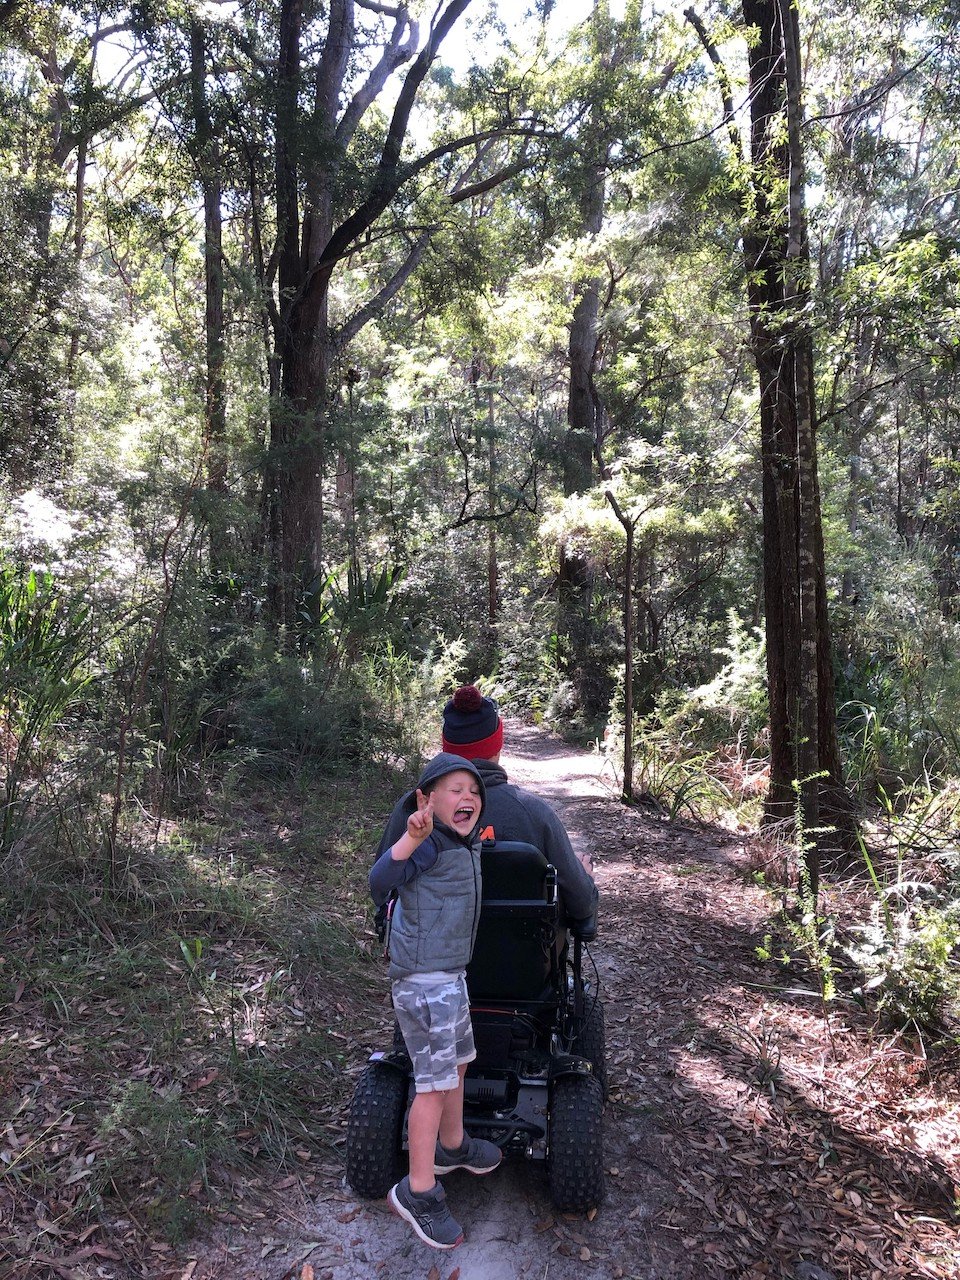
[64,131,87,465]
[558,99,609,717]
[739,0,853,879]
[487,383,499,629]
[605,489,636,802]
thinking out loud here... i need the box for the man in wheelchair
[376,685,599,926]
[347,690,605,1224]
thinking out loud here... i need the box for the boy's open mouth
[453,805,475,823]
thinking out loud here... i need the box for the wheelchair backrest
[466,840,564,1002]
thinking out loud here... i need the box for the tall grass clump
[845,817,960,1035]
[0,562,95,857]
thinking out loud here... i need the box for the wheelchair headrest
[480,840,551,900]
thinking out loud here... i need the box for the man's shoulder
[484,778,562,832]
[501,781,559,817]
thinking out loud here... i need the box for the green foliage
[299,561,407,662]
[231,649,378,762]
[0,562,94,854]
[622,717,731,820]
[230,631,459,772]
[788,852,838,1008]
[847,897,960,1032]
[845,832,960,1032]
[656,611,768,753]
[836,583,960,795]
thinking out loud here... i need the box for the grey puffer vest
[387,825,482,979]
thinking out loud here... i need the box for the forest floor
[4,721,960,1280]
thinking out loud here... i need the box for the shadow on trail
[594,822,957,1280]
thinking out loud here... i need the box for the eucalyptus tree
[212,0,560,626]
[688,0,853,879]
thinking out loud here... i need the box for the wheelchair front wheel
[547,1073,605,1212]
[345,1062,407,1199]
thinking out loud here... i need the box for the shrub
[846,898,960,1031]
[0,562,95,855]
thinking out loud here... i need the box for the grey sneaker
[388,1176,464,1250]
[434,1135,502,1176]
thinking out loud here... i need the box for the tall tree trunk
[559,149,609,717]
[64,132,87,474]
[605,489,636,802]
[268,0,319,625]
[780,0,821,874]
[741,0,794,820]
[264,0,473,626]
[740,0,853,883]
[190,19,228,508]
[487,383,499,630]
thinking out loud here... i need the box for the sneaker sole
[388,1185,464,1250]
[434,1156,502,1176]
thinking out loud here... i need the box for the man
[378,686,598,924]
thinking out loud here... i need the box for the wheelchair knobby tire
[344,1062,407,1199]
[547,1073,605,1212]
[573,995,608,1100]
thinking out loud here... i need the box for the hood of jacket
[398,752,487,835]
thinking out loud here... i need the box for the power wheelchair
[345,840,606,1212]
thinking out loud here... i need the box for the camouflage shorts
[391,971,476,1093]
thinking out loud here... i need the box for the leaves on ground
[2,732,959,1278]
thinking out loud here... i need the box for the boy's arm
[369,834,440,902]
[369,789,437,905]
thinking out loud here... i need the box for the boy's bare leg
[407,1088,447,1193]
[408,1064,470,1191]
[437,1062,468,1152]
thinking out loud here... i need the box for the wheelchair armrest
[567,910,598,942]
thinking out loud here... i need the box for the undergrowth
[0,763,394,1254]
[749,791,960,1049]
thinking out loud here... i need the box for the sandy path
[271,722,674,1280]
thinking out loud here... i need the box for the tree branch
[335,230,432,346]
[449,157,531,203]
[336,6,419,147]
[448,419,539,529]
[315,0,354,127]
[684,7,744,164]
[357,0,406,13]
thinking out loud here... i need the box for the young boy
[369,752,502,1250]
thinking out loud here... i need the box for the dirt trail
[201,722,960,1280]
[243,722,680,1280]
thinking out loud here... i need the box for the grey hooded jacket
[369,753,485,980]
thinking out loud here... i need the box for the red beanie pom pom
[453,684,484,713]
